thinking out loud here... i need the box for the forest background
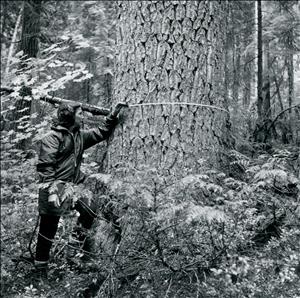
[1,1,300,297]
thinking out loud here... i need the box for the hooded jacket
[37,114,118,215]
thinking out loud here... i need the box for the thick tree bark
[108,1,231,176]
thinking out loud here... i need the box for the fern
[186,204,228,224]
[254,169,288,182]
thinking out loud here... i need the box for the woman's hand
[111,102,128,117]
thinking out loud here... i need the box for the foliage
[91,147,299,297]
[1,1,300,297]
[226,0,300,144]
[2,145,299,297]
[39,0,116,106]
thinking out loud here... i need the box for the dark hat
[57,103,81,128]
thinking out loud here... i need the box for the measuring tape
[128,102,229,113]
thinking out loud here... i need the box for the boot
[30,260,48,283]
[66,235,84,267]
[81,236,94,262]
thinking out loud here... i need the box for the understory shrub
[1,147,299,297]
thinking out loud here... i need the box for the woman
[34,101,127,277]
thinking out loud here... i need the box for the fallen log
[0,86,110,116]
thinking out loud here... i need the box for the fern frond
[254,169,288,182]
[186,204,228,223]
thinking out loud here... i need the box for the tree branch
[0,86,110,116]
[267,104,300,134]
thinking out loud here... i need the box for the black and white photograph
[1,1,300,297]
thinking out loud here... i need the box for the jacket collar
[52,123,80,134]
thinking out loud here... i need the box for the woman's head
[57,103,81,128]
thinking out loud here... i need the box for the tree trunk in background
[272,64,289,144]
[19,0,42,59]
[241,1,254,108]
[108,1,232,176]
[4,5,23,82]
[287,57,294,113]
[85,55,91,104]
[254,0,267,142]
[13,0,42,149]
[224,22,230,110]
[263,40,271,119]
[104,57,113,105]
[232,19,240,108]
[287,30,294,142]
[256,0,263,122]
[1,0,7,57]
[287,31,294,115]
[243,56,252,107]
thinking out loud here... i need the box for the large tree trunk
[108,1,232,176]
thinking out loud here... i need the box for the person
[33,101,127,277]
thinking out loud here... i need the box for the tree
[3,5,23,81]
[12,0,42,149]
[37,1,117,107]
[19,0,42,59]
[0,1,24,81]
[256,0,264,124]
[254,0,275,142]
[108,1,232,175]
[241,1,255,108]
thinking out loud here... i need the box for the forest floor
[1,259,104,298]
[1,144,300,298]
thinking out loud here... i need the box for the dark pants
[35,199,97,262]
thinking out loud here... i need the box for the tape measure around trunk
[128,102,229,113]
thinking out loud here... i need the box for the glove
[111,102,128,117]
[48,193,60,208]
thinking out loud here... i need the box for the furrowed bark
[108,1,232,176]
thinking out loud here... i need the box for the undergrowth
[1,145,300,297]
